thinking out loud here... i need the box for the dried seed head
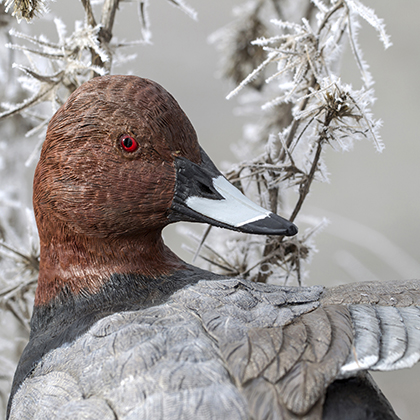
[4,0,46,22]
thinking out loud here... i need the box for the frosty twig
[201,0,390,285]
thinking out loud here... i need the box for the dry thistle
[3,0,47,22]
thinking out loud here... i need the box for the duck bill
[168,148,298,236]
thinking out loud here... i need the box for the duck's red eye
[120,135,138,153]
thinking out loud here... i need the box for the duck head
[33,75,297,306]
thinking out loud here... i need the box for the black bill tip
[237,213,298,236]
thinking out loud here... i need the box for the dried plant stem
[289,136,323,222]
[283,81,315,157]
[257,80,316,285]
[96,0,120,71]
[81,0,120,71]
[256,2,348,284]
[255,3,317,284]
[81,0,97,27]
[278,1,345,156]
[101,0,120,41]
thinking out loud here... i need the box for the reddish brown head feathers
[34,76,199,305]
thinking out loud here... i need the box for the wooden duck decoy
[7,75,420,420]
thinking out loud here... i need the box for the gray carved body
[9,278,420,420]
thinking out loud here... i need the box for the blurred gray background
[16,0,420,418]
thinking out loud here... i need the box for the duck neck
[35,228,185,306]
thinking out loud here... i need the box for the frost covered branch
[195,0,390,285]
[0,0,198,413]
[0,0,198,136]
